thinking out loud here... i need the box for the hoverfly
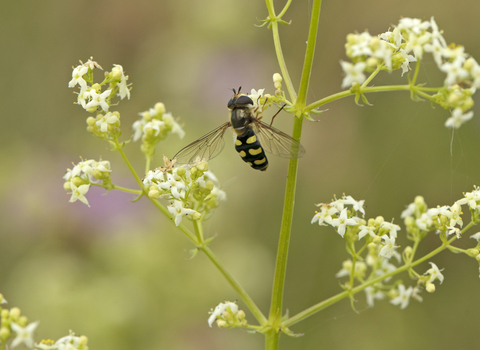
[173,87,305,171]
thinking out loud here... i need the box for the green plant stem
[111,184,142,194]
[265,0,296,100]
[296,0,322,107]
[283,225,470,328]
[267,2,321,348]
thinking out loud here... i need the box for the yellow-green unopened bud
[372,236,382,245]
[463,99,474,110]
[273,73,282,83]
[17,316,28,327]
[86,106,98,113]
[142,111,152,122]
[366,57,379,69]
[111,66,122,81]
[375,216,385,225]
[71,177,85,187]
[86,117,96,126]
[197,161,208,172]
[190,167,198,176]
[217,320,227,328]
[79,335,88,346]
[0,327,10,339]
[155,102,166,115]
[192,212,202,220]
[206,181,214,191]
[1,309,8,319]
[148,189,160,199]
[176,166,186,177]
[10,307,21,320]
[237,310,245,320]
[63,182,72,191]
[426,282,436,293]
[91,83,101,92]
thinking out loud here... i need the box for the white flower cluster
[63,159,112,207]
[68,58,130,114]
[1,297,88,350]
[132,102,185,157]
[207,301,246,328]
[143,162,226,226]
[401,191,474,238]
[342,17,479,128]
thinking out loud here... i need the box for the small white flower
[132,119,145,142]
[159,173,186,199]
[358,225,376,240]
[162,112,185,139]
[76,87,90,109]
[416,213,433,231]
[68,65,88,89]
[113,64,130,100]
[208,301,239,328]
[69,183,90,207]
[168,200,197,226]
[440,57,469,86]
[85,89,111,112]
[248,89,264,110]
[470,232,480,242]
[331,209,357,237]
[55,332,81,350]
[340,61,366,88]
[398,49,417,76]
[390,284,413,309]
[343,195,365,216]
[397,18,430,35]
[380,221,401,239]
[445,202,463,227]
[311,205,338,226]
[379,234,398,259]
[365,286,385,307]
[425,262,444,284]
[144,119,165,137]
[11,321,39,348]
[444,108,474,129]
[96,112,119,132]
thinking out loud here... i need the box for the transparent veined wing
[173,122,231,164]
[251,118,305,159]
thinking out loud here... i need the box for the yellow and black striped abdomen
[235,129,268,171]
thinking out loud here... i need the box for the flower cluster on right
[341,17,478,129]
[311,188,480,309]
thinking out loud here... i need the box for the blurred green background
[1,0,479,349]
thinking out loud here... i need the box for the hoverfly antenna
[232,88,237,95]
[237,86,242,94]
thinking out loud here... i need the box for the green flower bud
[71,176,85,187]
[206,180,214,191]
[176,167,186,177]
[155,102,166,115]
[197,161,208,172]
[63,182,72,191]
[426,282,436,293]
[111,66,122,81]
[375,216,385,225]
[192,212,202,220]
[148,188,160,199]
[17,316,28,327]
[10,307,21,320]
[86,116,96,126]
[0,327,10,340]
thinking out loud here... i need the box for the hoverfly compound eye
[235,95,254,106]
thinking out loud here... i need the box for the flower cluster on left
[0,293,88,350]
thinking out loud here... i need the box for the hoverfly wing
[251,119,305,159]
[173,122,231,164]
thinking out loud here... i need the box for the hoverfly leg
[270,104,286,127]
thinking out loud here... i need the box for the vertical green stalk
[267,1,322,347]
